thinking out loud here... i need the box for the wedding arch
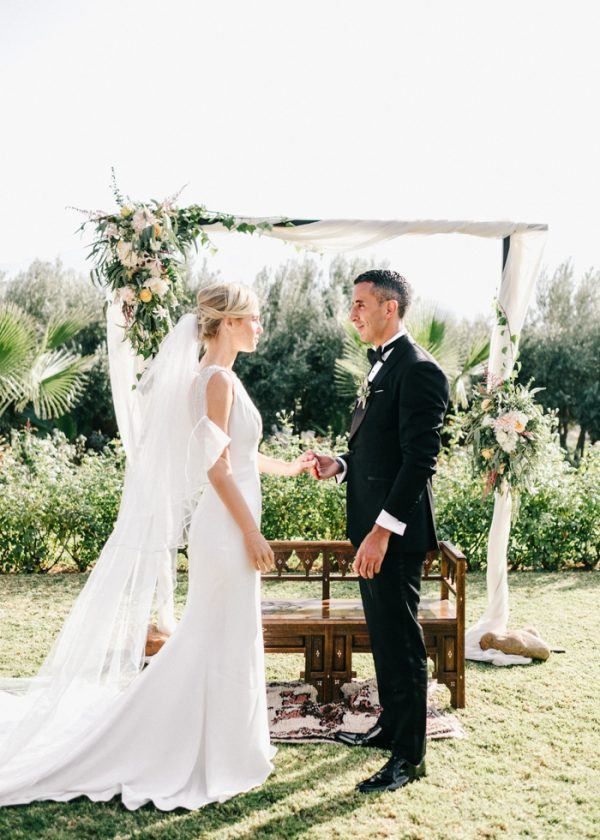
[85,200,548,665]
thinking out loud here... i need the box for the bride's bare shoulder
[203,367,234,409]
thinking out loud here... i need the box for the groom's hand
[305,451,341,480]
[354,525,391,579]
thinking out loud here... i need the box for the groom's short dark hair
[354,269,413,318]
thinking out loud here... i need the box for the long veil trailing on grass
[0,312,228,780]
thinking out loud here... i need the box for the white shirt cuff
[335,457,347,483]
[376,509,406,536]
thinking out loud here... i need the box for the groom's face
[350,282,389,345]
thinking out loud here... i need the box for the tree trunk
[559,419,569,450]
[576,426,587,458]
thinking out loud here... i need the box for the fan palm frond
[0,303,37,410]
[333,303,489,410]
[451,333,490,408]
[0,302,37,378]
[0,302,96,420]
[44,309,95,351]
[17,350,95,420]
[334,322,370,400]
[406,302,460,381]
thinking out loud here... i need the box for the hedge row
[0,429,597,573]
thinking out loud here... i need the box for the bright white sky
[1,0,599,319]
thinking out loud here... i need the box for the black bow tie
[367,336,403,367]
[367,346,384,365]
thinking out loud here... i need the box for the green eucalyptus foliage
[82,172,286,360]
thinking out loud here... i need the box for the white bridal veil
[0,313,228,778]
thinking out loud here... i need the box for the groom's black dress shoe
[356,755,426,794]
[335,723,392,750]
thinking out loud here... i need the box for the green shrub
[260,428,346,540]
[0,430,123,572]
[435,442,600,570]
[0,428,597,573]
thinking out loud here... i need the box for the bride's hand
[243,529,275,573]
[289,452,317,476]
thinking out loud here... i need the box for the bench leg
[302,634,327,702]
[332,633,355,701]
[455,671,465,708]
[301,630,357,703]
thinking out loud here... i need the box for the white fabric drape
[106,301,174,631]
[464,230,547,665]
[202,217,547,253]
[106,300,145,461]
[105,217,547,656]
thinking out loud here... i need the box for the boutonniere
[356,376,371,409]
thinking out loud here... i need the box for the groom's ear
[384,298,399,319]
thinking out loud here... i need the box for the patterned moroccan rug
[267,678,466,743]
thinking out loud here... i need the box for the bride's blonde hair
[196,282,259,342]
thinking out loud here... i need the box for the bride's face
[233,312,263,353]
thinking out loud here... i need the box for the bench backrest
[264,539,466,602]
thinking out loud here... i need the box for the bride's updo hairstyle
[196,282,259,343]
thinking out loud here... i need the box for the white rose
[144,278,170,298]
[105,223,120,239]
[494,413,513,432]
[512,411,529,432]
[118,285,137,305]
[116,240,138,268]
[132,206,157,234]
[495,427,518,453]
[147,258,163,278]
[494,410,530,434]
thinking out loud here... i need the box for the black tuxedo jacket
[340,335,449,554]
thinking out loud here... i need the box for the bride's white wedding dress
[0,351,275,810]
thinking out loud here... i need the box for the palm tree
[334,302,490,409]
[0,302,94,420]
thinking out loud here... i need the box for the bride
[0,282,315,811]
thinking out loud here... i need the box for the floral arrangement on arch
[462,366,556,498]
[78,174,282,359]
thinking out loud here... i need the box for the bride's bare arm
[258,451,317,476]
[205,372,274,573]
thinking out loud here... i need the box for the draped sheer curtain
[106,217,547,654]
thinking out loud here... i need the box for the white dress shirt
[336,327,408,536]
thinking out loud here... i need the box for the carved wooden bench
[262,540,466,708]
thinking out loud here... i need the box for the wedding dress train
[0,355,275,810]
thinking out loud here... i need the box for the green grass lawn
[0,570,598,839]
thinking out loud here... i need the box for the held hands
[303,451,342,481]
[288,452,318,477]
[353,526,391,579]
[244,529,275,573]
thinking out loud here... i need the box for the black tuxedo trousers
[360,549,427,765]
[341,336,449,764]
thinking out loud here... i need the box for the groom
[309,269,449,793]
